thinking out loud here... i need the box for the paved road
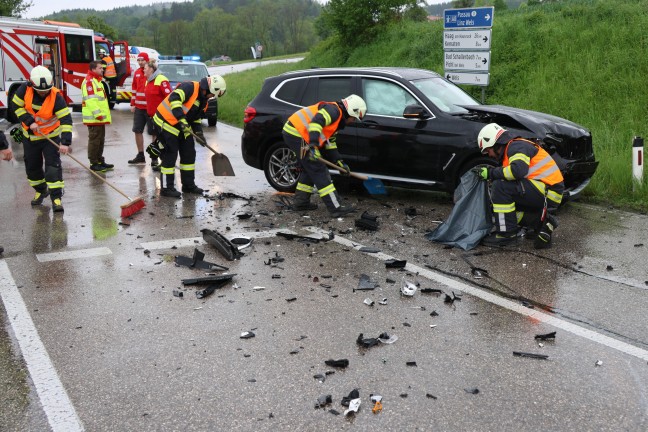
[0,110,647,431]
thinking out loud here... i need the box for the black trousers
[23,136,64,198]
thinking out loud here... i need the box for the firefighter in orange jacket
[152,75,226,197]
[98,48,117,105]
[477,123,564,249]
[282,94,366,218]
[10,66,72,213]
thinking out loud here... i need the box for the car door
[300,76,358,164]
[354,77,446,183]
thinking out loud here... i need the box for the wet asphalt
[0,109,647,431]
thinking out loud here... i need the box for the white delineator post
[632,136,644,189]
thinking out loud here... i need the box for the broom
[45,136,146,217]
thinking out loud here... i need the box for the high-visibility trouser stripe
[161,166,175,175]
[296,183,315,193]
[29,178,46,187]
[318,183,336,198]
[547,189,563,205]
[179,163,195,171]
[154,115,180,136]
[60,125,73,133]
[47,181,64,190]
[493,203,516,214]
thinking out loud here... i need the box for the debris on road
[324,359,349,368]
[359,246,381,253]
[314,394,332,409]
[595,360,603,367]
[342,389,361,416]
[464,388,480,394]
[356,274,378,291]
[201,228,243,260]
[471,267,488,279]
[363,298,375,306]
[230,236,253,250]
[406,361,417,367]
[370,394,383,414]
[182,274,235,286]
[513,351,549,360]
[175,248,229,271]
[277,231,333,243]
[444,292,462,304]
[240,331,255,339]
[172,289,184,298]
[385,259,407,268]
[421,288,443,295]
[357,332,398,348]
[401,279,417,296]
[534,331,556,341]
[196,285,221,299]
[378,298,388,305]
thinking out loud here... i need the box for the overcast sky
[24,0,449,20]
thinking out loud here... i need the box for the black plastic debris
[196,285,222,299]
[356,274,378,291]
[286,297,297,302]
[399,393,408,398]
[324,359,349,368]
[329,409,340,416]
[385,259,407,268]
[313,373,326,383]
[430,311,439,317]
[386,278,396,284]
[175,248,229,271]
[404,207,417,217]
[230,237,253,250]
[444,292,462,304]
[359,246,381,253]
[513,351,549,360]
[355,211,380,231]
[314,395,332,409]
[172,289,184,298]
[421,288,443,294]
[240,331,255,339]
[216,192,251,201]
[236,212,253,220]
[471,267,488,279]
[357,332,396,348]
[182,274,235,286]
[276,231,332,243]
[426,393,438,400]
[464,388,480,394]
[534,331,556,341]
[406,361,417,367]
[264,252,285,266]
[201,229,243,261]
[341,389,360,407]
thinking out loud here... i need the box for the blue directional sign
[444,7,494,29]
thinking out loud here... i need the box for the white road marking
[36,247,112,263]
[308,227,648,362]
[0,261,84,431]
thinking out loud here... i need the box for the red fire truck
[0,16,129,121]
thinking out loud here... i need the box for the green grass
[218,0,648,211]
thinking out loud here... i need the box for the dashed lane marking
[0,260,85,431]
[308,227,648,362]
[36,247,112,263]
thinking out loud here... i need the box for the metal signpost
[443,7,494,102]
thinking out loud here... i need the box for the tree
[452,0,474,7]
[82,16,117,40]
[0,0,33,17]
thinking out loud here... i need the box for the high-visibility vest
[154,82,205,135]
[286,102,342,147]
[22,87,61,138]
[102,55,117,78]
[81,76,111,125]
[503,139,564,186]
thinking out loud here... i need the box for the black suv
[242,67,598,199]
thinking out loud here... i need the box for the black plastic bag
[425,171,492,250]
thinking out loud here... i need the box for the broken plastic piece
[172,289,184,298]
[378,298,388,305]
[313,373,326,383]
[421,288,443,294]
[385,259,407,268]
[534,331,556,340]
[359,246,380,253]
[378,333,398,344]
[324,359,349,368]
[371,398,383,414]
[196,284,221,299]
[595,360,603,366]
[401,279,417,296]
[513,351,549,360]
[182,274,235,286]
[356,274,378,291]
[343,395,361,415]
[175,248,229,271]
[464,388,480,394]
[236,212,253,219]
[230,236,253,250]
[314,394,332,409]
[471,267,488,279]
[406,361,417,367]
[426,393,438,400]
[240,331,255,339]
[356,333,380,348]
[364,298,375,306]
[201,228,243,261]
[276,231,331,243]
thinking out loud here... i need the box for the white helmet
[342,94,367,120]
[478,123,506,152]
[30,66,53,91]
[208,75,226,97]
[98,48,107,56]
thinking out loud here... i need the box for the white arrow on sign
[444,51,491,72]
[445,71,490,87]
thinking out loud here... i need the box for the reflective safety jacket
[81,73,111,125]
[500,138,564,187]
[283,102,343,148]
[131,67,147,109]
[145,71,172,117]
[101,55,117,78]
[153,81,206,136]
[11,83,73,144]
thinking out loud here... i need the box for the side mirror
[403,104,430,119]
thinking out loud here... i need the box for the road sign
[444,29,491,50]
[444,72,490,86]
[444,51,491,72]
[444,7,494,29]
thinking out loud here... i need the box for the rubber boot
[31,185,50,206]
[161,174,181,198]
[534,214,558,249]
[322,191,355,218]
[482,232,517,247]
[180,171,204,194]
[292,190,317,211]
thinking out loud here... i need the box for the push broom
[45,136,146,217]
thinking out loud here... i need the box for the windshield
[410,77,479,113]
[158,63,209,83]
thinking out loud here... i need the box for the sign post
[443,7,494,102]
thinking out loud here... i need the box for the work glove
[194,130,206,146]
[146,139,164,158]
[179,122,191,139]
[337,160,351,176]
[308,144,320,161]
[9,126,23,144]
[473,166,492,180]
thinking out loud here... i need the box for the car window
[302,77,352,106]
[158,63,209,82]
[275,78,307,105]
[362,79,417,117]
[411,77,479,113]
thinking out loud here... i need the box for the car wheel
[263,141,299,192]
[208,116,217,127]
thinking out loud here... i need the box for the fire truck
[0,16,129,121]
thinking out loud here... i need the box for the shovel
[317,157,387,195]
[188,130,235,176]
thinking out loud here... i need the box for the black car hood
[460,105,590,139]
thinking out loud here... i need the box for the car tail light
[244,106,257,123]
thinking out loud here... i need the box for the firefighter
[82,60,113,172]
[152,75,226,198]
[127,52,157,167]
[143,60,172,172]
[98,48,117,105]
[282,94,366,218]
[10,66,72,213]
[477,123,564,249]
[0,131,12,161]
